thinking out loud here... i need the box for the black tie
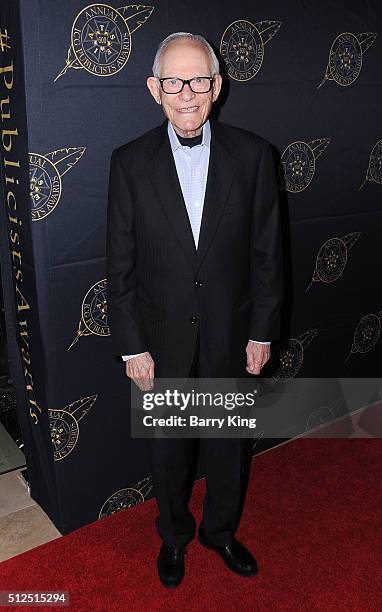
[176,129,203,148]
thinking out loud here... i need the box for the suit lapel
[196,119,237,271]
[150,119,237,270]
[151,120,197,266]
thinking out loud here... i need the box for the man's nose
[179,82,195,100]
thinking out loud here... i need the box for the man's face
[147,39,222,137]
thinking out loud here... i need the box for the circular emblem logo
[82,279,109,336]
[329,32,362,86]
[353,313,380,353]
[220,20,264,81]
[71,4,131,76]
[369,140,382,184]
[280,142,316,193]
[306,406,333,431]
[29,153,62,221]
[99,487,145,518]
[49,409,79,461]
[272,338,303,380]
[316,238,347,283]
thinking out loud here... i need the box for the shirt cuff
[249,340,271,345]
[121,352,146,361]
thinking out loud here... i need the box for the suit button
[195,280,203,287]
[190,316,198,324]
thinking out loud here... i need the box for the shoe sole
[197,535,258,577]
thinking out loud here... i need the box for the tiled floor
[0,470,61,562]
[0,422,25,474]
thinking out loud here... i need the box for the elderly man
[106,32,283,587]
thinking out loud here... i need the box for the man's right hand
[125,351,155,391]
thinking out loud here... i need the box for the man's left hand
[246,342,270,375]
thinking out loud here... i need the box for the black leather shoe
[198,530,258,577]
[157,542,187,587]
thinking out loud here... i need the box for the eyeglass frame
[157,76,215,94]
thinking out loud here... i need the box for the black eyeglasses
[158,76,215,94]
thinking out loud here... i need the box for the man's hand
[246,342,270,375]
[125,351,155,391]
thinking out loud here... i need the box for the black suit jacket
[106,118,283,377]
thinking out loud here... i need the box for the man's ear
[212,74,223,102]
[147,76,161,104]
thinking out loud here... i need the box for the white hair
[152,32,220,77]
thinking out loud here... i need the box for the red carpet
[0,439,381,611]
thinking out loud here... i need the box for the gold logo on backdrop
[49,394,97,460]
[99,476,154,518]
[359,139,382,190]
[306,398,345,432]
[279,139,330,193]
[0,28,11,52]
[68,279,109,350]
[345,310,382,362]
[305,232,361,292]
[318,31,377,89]
[54,4,154,81]
[271,330,318,380]
[220,19,281,81]
[29,148,86,221]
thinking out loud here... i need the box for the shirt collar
[167,119,211,152]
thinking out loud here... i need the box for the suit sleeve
[249,141,284,341]
[106,149,148,356]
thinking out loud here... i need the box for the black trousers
[148,331,250,547]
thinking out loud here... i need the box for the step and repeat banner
[0,0,61,527]
[0,0,381,533]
